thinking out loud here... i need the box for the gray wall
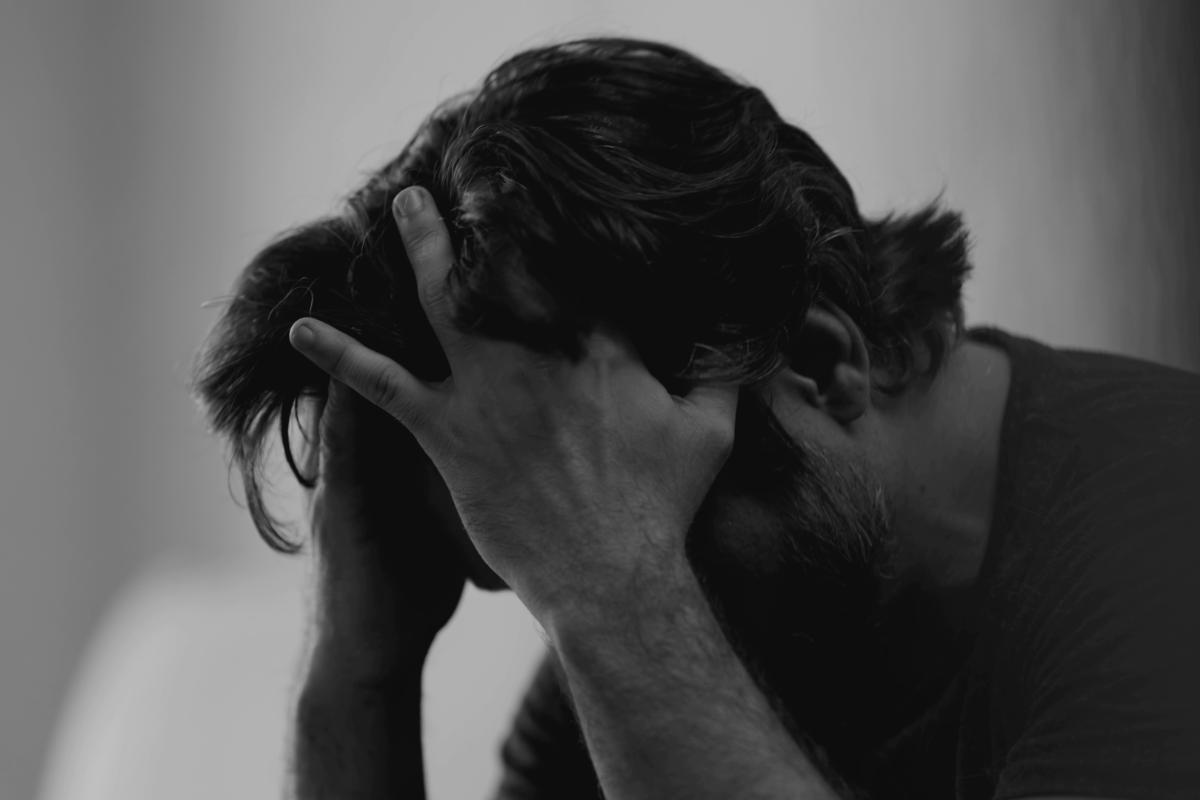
[2,2,1196,798]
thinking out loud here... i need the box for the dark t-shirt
[493,329,1200,800]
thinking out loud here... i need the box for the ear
[784,303,871,424]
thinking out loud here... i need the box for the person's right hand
[306,378,466,673]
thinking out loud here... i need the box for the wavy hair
[193,37,971,553]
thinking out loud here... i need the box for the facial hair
[685,390,897,777]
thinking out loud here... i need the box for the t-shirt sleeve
[992,446,1200,800]
[492,652,604,800]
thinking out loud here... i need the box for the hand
[306,377,465,663]
[289,186,738,621]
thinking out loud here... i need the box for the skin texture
[286,186,1100,800]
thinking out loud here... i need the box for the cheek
[686,490,808,643]
[689,491,794,583]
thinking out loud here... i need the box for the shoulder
[980,330,1200,673]
[977,328,1200,580]
[966,329,1200,799]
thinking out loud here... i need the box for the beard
[685,390,899,779]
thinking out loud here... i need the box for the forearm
[291,637,428,800]
[541,557,843,800]
[291,533,435,800]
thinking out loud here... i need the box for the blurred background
[2,1,1197,798]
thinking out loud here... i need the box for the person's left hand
[288,186,738,622]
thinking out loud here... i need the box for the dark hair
[192,37,971,553]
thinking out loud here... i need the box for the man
[194,38,1200,799]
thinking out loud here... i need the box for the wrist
[293,636,428,800]
[306,615,433,691]
[299,651,423,712]
[540,553,715,660]
[310,550,452,682]
[519,530,698,626]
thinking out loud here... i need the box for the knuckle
[405,224,442,259]
[365,367,400,412]
[326,344,351,380]
[419,274,449,312]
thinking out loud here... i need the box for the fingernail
[396,186,424,217]
[290,321,316,350]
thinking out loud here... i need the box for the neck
[876,337,1011,604]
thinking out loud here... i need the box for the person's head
[194,35,971,765]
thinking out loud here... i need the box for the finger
[679,383,739,453]
[311,379,361,484]
[316,378,365,462]
[319,376,355,439]
[290,317,435,431]
[392,186,464,356]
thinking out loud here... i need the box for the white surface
[39,557,545,800]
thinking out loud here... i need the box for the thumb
[290,317,435,433]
